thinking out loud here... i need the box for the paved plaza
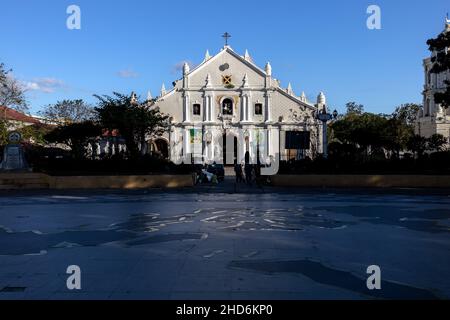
[0,185,449,300]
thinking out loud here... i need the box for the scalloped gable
[186,47,267,88]
[189,46,266,77]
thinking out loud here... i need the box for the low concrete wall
[0,173,50,190]
[0,173,193,190]
[49,175,193,189]
[272,175,450,188]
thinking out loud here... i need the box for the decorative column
[246,96,250,121]
[183,93,190,123]
[247,96,253,122]
[241,95,249,122]
[183,127,190,157]
[265,92,272,122]
[241,96,245,121]
[238,130,246,164]
[204,95,209,122]
[267,126,272,157]
[204,74,212,122]
[242,74,250,122]
[209,95,215,122]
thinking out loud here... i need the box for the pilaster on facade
[240,93,251,123]
[264,91,273,123]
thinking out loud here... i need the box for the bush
[278,151,450,175]
[29,152,193,176]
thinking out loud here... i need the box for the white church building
[150,42,329,165]
[416,18,450,140]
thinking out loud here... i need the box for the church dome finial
[287,83,293,95]
[204,50,211,61]
[130,91,137,104]
[265,62,272,76]
[301,91,306,102]
[317,92,326,105]
[183,62,190,75]
[244,49,252,62]
[161,83,166,96]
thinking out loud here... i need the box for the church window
[255,103,263,115]
[193,104,201,115]
[222,98,233,115]
[222,75,232,85]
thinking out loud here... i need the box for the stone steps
[224,166,235,176]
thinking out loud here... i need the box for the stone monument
[0,131,29,171]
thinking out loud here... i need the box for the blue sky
[1,0,449,115]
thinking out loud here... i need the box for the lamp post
[316,108,338,159]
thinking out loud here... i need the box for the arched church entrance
[153,138,169,159]
[222,133,238,166]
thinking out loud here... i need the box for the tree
[94,92,169,158]
[0,62,28,113]
[345,102,364,115]
[0,120,7,146]
[427,26,450,109]
[407,134,428,158]
[45,121,102,159]
[427,134,448,152]
[392,103,421,126]
[330,111,388,157]
[383,103,420,157]
[383,117,412,158]
[18,124,52,145]
[38,99,96,125]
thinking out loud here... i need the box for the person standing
[234,162,243,183]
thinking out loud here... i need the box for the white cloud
[24,77,66,93]
[117,69,139,78]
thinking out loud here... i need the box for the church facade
[416,18,450,140]
[150,45,328,165]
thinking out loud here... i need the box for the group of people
[194,163,222,185]
[234,162,260,186]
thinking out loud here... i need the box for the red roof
[102,129,120,137]
[0,105,41,124]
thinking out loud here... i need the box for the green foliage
[45,121,102,159]
[330,102,424,159]
[0,120,7,146]
[345,102,364,115]
[94,92,169,158]
[433,83,450,109]
[427,28,450,108]
[427,133,448,152]
[330,111,389,155]
[38,99,96,125]
[18,124,52,145]
[427,31,450,71]
[392,103,421,126]
[406,135,428,157]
